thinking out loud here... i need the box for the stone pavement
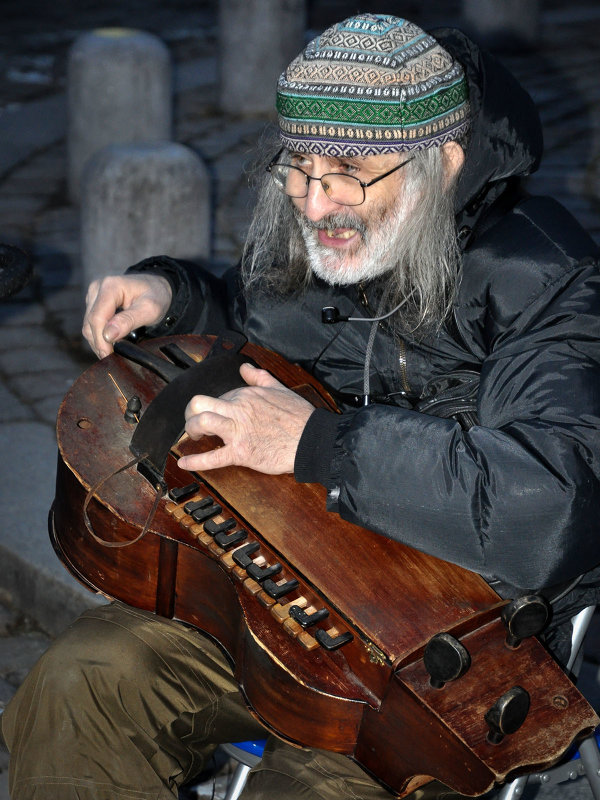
[0,0,600,798]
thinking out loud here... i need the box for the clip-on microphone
[321,306,350,324]
[321,293,413,326]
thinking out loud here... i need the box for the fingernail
[103,323,118,343]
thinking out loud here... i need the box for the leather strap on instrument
[82,454,163,549]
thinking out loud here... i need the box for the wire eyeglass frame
[266,148,415,207]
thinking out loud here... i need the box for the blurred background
[0,1,600,797]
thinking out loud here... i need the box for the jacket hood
[432,28,544,226]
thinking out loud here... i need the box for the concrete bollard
[218,0,306,115]
[68,28,172,202]
[80,142,210,299]
[461,0,541,50]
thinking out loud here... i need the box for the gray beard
[294,198,416,287]
[242,145,462,335]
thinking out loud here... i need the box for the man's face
[290,151,414,285]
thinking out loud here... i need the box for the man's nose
[301,175,341,222]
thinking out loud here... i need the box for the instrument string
[108,371,140,422]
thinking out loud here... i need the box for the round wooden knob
[424,633,471,689]
[501,595,550,647]
[485,686,530,744]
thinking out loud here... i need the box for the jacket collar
[432,28,543,234]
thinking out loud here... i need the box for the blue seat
[219,740,266,800]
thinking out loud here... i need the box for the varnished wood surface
[51,335,600,797]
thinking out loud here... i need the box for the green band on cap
[277,77,468,129]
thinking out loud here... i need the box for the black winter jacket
[130,31,600,660]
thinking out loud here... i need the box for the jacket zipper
[398,337,411,395]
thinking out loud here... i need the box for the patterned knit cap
[277,14,470,157]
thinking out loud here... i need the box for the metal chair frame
[219,741,264,800]
[499,604,600,799]
[188,606,600,799]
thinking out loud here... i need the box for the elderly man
[3,13,600,800]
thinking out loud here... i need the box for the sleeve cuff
[294,407,342,486]
[127,255,203,337]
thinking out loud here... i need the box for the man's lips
[317,227,359,248]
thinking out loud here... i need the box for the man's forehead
[287,147,404,168]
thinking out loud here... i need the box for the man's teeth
[326,228,356,239]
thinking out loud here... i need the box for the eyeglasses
[266,149,414,207]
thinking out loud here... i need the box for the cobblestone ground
[0,593,52,798]
[0,593,51,708]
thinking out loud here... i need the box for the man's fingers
[101,308,139,345]
[84,280,100,312]
[185,395,227,420]
[184,408,234,442]
[83,278,128,357]
[180,378,312,475]
[239,362,282,389]
[82,280,112,357]
[82,274,172,359]
[178,446,233,473]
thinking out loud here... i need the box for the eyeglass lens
[271,165,364,206]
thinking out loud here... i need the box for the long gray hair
[242,133,463,336]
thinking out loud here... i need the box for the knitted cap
[277,14,470,157]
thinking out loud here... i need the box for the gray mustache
[299,213,367,237]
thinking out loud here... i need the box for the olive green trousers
[1,602,475,799]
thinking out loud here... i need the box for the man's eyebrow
[286,151,365,169]
[327,155,364,167]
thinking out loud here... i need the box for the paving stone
[0,606,16,639]
[0,93,66,179]
[173,56,217,94]
[35,206,79,239]
[32,393,64,425]
[7,148,66,186]
[43,284,82,314]
[36,257,77,290]
[0,301,45,326]
[10,369,80,401]
[0,193,47,219]
[0,631,51,687]
[0,344,79,374]
[0,172,62,196]
[0,324,50,350]
[0,676,16,707]
[0,383,34,422]
[193,119,272,160]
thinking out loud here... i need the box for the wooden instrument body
[50,335,599,797]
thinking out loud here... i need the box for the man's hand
[82,274,173,358]
[178,363,314,475]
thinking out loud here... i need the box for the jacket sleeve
[295,259,600,591]
[126,255,245,337]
